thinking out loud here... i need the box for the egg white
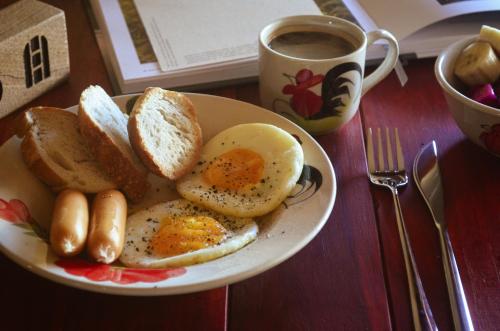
[119,199,257,268]
[176,123,304,217]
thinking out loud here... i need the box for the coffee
[268,31,356,60]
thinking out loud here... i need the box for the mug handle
[361,29,399,96]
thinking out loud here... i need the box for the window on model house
[24,35,51,88]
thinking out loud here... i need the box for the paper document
[134,0,322,72]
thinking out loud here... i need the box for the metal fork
[365,128,438,331]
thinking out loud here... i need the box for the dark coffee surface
[268,31,355,59]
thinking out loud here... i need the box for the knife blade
[413,141,474,331]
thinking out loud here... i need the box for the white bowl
[435,37,500,157]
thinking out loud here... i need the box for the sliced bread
[19,107,117,193]
[78,85,150,201]
[128,87,202,180]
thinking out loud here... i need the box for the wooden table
[1,1,499,330]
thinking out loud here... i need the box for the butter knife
[413,141,474,331]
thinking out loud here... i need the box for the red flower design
[282,69,324,118]
[480,123,500,155]
[0,198,31,224]
[55,258,187,284]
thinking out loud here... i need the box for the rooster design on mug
[275,62,363,119]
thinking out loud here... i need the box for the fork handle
[391,187,438,331]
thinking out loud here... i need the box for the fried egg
[119,199,257,268]
[176,123,304,217]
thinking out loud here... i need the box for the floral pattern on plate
[0,198,31,224]
[0,198,49,241]
[55,258,186,284]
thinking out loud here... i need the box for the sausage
[87,190,127,264]
[50,189,89,257]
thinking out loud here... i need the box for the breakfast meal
[18,107,116,193]
[453,25,500,108]
[14,86,305,268]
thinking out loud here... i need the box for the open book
[88,0,500,94]
[344,0,500,60]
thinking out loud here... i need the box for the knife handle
[391,188,438,331]
[438,229,475,331]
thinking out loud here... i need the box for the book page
[357,0,500,40]
[401,11,500,57]
[134,0,322,72]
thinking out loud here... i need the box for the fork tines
[366,127,405,173]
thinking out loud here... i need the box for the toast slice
[19,107,117,193]
[78,85,150,201]
[128,88,202,180]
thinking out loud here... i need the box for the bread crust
[128,88,203,180]
[78,88,150,202]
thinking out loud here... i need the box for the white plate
[0,93,336,296]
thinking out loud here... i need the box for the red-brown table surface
[1,1,499,330]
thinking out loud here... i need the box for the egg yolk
[203,148,264,190]
[151,215,227,257]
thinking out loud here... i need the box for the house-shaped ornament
[0,0,69,119]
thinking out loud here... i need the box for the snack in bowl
[18,107,116,193]
[119,199,258,268]
[453,41,499,87]
[79,85,150,201]
[436,25,500,157]
[452,25,500,108]
[176,123,304,218]
[128,87,203,180]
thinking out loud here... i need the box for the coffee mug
[259,15,399,135]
